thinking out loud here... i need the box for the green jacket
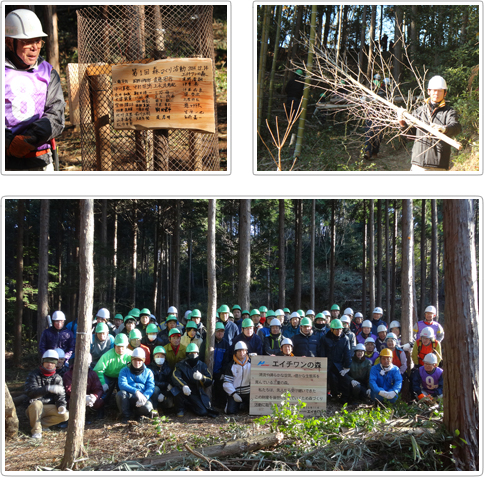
[93,347,132,385]
[348,356,372,385]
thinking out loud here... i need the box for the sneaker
[41,427,51,432]
[176,410,185,418]
[32,433,42,439]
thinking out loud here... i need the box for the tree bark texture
[43,6,60,72]
[362,200,367,317]
[173,201,181,310]
[37,199,50,344]
[238,200,251,310]
[112,202,118,312]
[310,199,315,310]
[400,200,414,344]
[5,386,19,439]
[278,200,286,308]
[14,199,24,366]
[391,200,398,321]
[385,200,391,321]
[420,199,427,318]
[132,200,138,306]
[101,199,107,304]
[295,200,303,309]
[329,200,336,306]
[368,200,375,314]
[376,199,382,307]
[431,199,439,316]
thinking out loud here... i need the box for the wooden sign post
[111,58,215,133]
[250,356,327,417]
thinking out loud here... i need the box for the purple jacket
[38,326,75,360]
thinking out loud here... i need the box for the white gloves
[47,384,64,394]
[379,390,389,399]
[249,353,257,357]
[135,391,147,407]
[397,107,406,121]
[167,384,172,391]
[366,388,372,397]
[86,394,96,407]
[351,380,359,388]
[102,383,109,392]
[402,343,411,352]
[430,123,446,133]
[158,393,165,402]
[380,369,386,376]
[232,393,243,403]
[386,391,396,399]
[57,406,66,414]
[192,371,203,381]
[340,368,350,377]
[183,385,191,396]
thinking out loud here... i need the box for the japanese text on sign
[111,58,215,133]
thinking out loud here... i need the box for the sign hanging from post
[112,58,215,133]
[250,356,327,417]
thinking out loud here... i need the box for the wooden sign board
[111,58,215,133]
[250,356,327,417]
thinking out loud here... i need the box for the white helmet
[354,312,363,318]
[344,308,354,316]
[281,338,293,347]
[306,310,315,316]
[96,308,110,319]
[373,307,383,315]
[420,327,435,339]
[354,343,365,352]
[389,320,401,329]
[322,310,331,317]
[5,9,48,39]
[423,353,438,365]
[290,311,300,319]
[54,348,65,359]
[168,306,178,314]
[185,310,192,319]
[425,305,437,315]
[362,320,372,328]
[270,318,281,327]
[275,309,284,316]
[383,77,391,85]
[42,349,59,360]
[52,311,66,321]
[234,341,248,351]
[374,74,381,80]
[386,332,397,341]
[377,324,387,333]
[428,76,447,90]
[364,337,375,344]
[340,315,351,324]
[131,347,146,360]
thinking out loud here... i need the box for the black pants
[174,392,211,416]
[116,390,153,419]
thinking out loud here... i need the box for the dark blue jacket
[38,326,75,361]
[320,330,352,371]
[282,324,300,339]
[371,318,387,336]
[292,330,320,357]
[217,319,239,346]
[264,333,283,355]
[213,338,231,374]
[229,332,263,357]
[148,360,173,392]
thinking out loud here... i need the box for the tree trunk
[278,200,286,308]
[358,6,367,78]
[60,200,94,470]
[112,202,118,312]
[5,386,19,439]
[393,6,403,82]
[238,200,251,310]
[368,199,375,314]
[335,5,343,64]
[266,5,282,120]
[431,199,439,316]
[188,230,192,308]
[366,6,376,79]
[43,6,60,73]
[362,200,367,317]
[14,199,25,367]
[132,200,138,306]
[410,6,418,59]
[442,200,479,471]
[329,200,336,306]
[310,199,315,310]
[376,199,382,307]
[385,200,391,321]
[101,199,107,304]
[294,200,303,309]
[37,199,50,344]
[400,200,414,344]
[173,201,180,310]
[257,5,271,132]
[153,209,159,313]
[322,6,332,48]
[391,200,398,321]
[420,200,427,318]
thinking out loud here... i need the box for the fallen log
[138,432,284,466]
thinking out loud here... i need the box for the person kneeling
[223,341,251,414]
[116,348,155,424]
[148,346,175,412]
[369,348,402,404]
[412,353,443,402]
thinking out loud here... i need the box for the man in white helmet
[5,9,65,171]
[398,75,461,171]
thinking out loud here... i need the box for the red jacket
[63,367,104,401]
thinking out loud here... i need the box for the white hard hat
[423,353,438,365]
[131,347,146,360]
[362,320,372,328]
[52,311,66,321]
[386,332,397,341]
[42,349,59,360]
[96,308,110,319]
[373,307,383,314]
[354,312,363,318]
[281,338,293,347]
[428,76,447,90]
[306,310,315,316]
[340,315,351,324]
[364,337,375,344]
[344,308,354,315]
[168,306,178,314]
[275,309,284,316]
[374,73,381,80]
[425,305,437,314]
[389,320,401,329]
[54,348,65,359]
[322,310,331,317]
[383,77,391,85]
[290,311,300,319]
[354,343,365,352]
[270,318,281,327]
[421,327,435,339]
[377,324,387,333]
[5,9,48,39]
[184,310,192,319]
[234,341,248,351]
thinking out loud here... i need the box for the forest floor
[5,350,455,472]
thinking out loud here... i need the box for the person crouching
[223,341,251,414]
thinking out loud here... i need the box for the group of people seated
[24,303,444,439]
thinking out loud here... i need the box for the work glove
[351,380,359,388]
[135,391,147,407]
[6,135,36,158]
[167,384,172,391]
[102,383,109,392]
[57,406,67,414]
[366,388,372,397]
[249,353,257,357]
[46,384,64,395]
[386,391,396,399]
[380,369,386,376]
[430,123,447,134]
[340,368,350,377]
[182,385,191,396]
[192,370,203,381]
[158,393,165,403]
[85,395,94,407]
[232,393,243,403]
[402,343,411,352]
[397,107,406,121]
[379,390,389,399]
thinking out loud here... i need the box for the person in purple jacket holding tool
[5,9,65,171]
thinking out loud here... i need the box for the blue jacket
[371,318,387,336]
[320,330,351,371]
[369,363,402,394]
[217,319,239,346]
[282,324,300,339]
[292,330,320,357]
[118,364,155,398]
[229,333,263,357]
[213,338,231,374]
[38,326,75,361]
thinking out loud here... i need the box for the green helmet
[186,321,197,329]
[315,313,324,319]
[250,309,260,316]
[186,343,199,353]
[295,69,303,75]
[191,309,201,318]
[95,322,108,333]
[129,329,142,340]
[283,308,290,313]
[219,304,230,313]
[242,309,250,316]
[114,333,129,346]
[297,309,305,317]
[140,308,151,316]
[215,322,225,331]
[168,328,181,337]
[266,309,276,318]
[146,323,159,334]
[153,346,166,355]
[330,304,340,311]
[259,306,268,313]
[330,319,343,329]
[242,318,254,328]
[166,314,177,322]
[124,315,136,323]
[129,308,141,318]
[232,305,241,311]
[114,313,123,320]
[300,317,312,327]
